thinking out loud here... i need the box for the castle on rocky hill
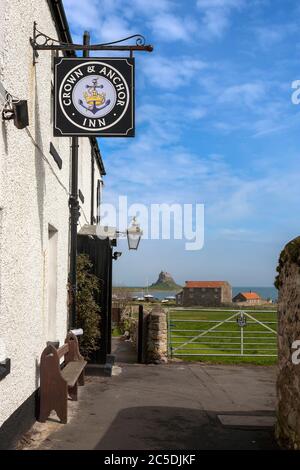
[149,271,181,290]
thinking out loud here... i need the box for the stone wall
[120,306,168,363]
[182,284,232,307]
[147,307,168,364]
[275,236,300,449]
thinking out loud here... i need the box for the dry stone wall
[275,236,300,449]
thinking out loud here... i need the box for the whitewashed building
[0,0,105,448]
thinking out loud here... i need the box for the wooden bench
[39,332,87,424]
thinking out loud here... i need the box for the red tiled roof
[241,292,261,300]
[185,281,228,288]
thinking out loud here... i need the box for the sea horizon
[113,285,278,301]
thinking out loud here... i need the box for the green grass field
[168,308,278,365]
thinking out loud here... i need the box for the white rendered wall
[0,0,101,427]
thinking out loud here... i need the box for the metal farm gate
[168,309,277,359]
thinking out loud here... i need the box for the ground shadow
[94,406,279,451]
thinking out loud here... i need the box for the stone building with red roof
[176,281,232,307]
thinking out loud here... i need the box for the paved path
[111,336,137,364]
[21,352,278,450]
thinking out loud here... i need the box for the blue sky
[63,0,300,287]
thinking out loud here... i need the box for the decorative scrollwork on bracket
[97,34,146,47]
[34,32,61,47]
[31,22,79,50]
[30,22,152,64]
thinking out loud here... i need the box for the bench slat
[57,344,69,359]
[61,361,87,387]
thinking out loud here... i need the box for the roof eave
[90,138,106,176]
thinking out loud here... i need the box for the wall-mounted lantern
[2,100,29,129]
[126,217,142,250]
[1,81,29,129]
[97,216,143,251]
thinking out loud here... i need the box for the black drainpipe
[68,30,90,329]
[90,148,95,224]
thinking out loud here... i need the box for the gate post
[137,304,144,363]
[147,306,168,364]
[167,310,172,358]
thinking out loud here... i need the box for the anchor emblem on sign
[78,78,111,114]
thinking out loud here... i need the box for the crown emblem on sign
[78,78,111,115]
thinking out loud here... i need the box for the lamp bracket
[0,358,11,381]
[2,108,14,121]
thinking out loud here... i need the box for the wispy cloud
[196,0,245,39]
[149,13,197,42]
[218,82,266,108]
[253,23,298,50]
[140,55,208,90]
[63,0,199,43]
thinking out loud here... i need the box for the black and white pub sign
[54,58,134,137]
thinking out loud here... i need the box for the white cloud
[63,0,134,42]
[254,23,297,49]
[62,0,100,31]
[141,55,208,90]
[63,0,197,44]
[189,108,208,119]
[149,13,197,42]
[98,16,134,42]
[196,0,245,39]
[218,82,266,107]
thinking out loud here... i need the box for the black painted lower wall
[0,390,38,450]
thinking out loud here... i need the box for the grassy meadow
[168,308,278,365]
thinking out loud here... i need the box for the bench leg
[39,384,68,424]
[39,401,51,423]
[39,385,54,423]
[56,399,68,424]
[68,383,78,401]
[78,369,85,386]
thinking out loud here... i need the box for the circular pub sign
[54,58,134,137]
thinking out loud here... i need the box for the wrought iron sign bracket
[30,22,153,65]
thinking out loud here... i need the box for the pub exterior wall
[0,0,101,429]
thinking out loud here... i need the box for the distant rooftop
[240,292,261,300]
[185,281,229,288]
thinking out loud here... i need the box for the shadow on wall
[0,390,38,450]
[1,120,8,155]
[34,69,45,248]
[35,357,40,390]
[94,406,278,451]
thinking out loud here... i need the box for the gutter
[47,0,73,50]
